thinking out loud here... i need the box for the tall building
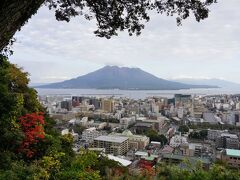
[177,107,184,119]
[61,100,72,111]
[174,94,191,107]
[94,135,129,155]
[72,96,80,107]
[151,103,160,113]
[72,96,85,103]
[101,99,114,112]
[90,98,101,109]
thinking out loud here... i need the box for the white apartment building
[110,130,149,150]
[80,117,88,126]
[120,117,136,129]
[87,121,107,129]
[82,127,104,143]
[94,135,129,155]
[170,135,188,148]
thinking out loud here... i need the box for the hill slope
[174,78,240,89]
[37,66,217,90]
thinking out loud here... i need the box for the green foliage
[56,150,101,180]
[189,123,240,132]
[0,56,75,178]
[1,0,217,54]
[189,129,208,140]
[145,129,168,146]
[93,154,123,177]
[122,162,240,180]
[0,55,39,167]
[71,124,86,134]
[178,125,189,134]
[98,117,120,123]
[45,0,216,38]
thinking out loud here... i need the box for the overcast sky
[10,0,240,84]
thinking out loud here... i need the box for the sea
[35,87,240,99]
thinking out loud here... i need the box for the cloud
[104,62,125,67]
[10,0,240,84]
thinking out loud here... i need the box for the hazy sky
[10,0,240,84]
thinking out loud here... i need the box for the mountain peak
[37,66,217,90]
[102,65,140,71]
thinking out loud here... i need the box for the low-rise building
[221,149,240,168]
[80,117,88,126]
[82,127,105,143]
[94,135,129,155]
[170,135,188,148]
[208,129,228,141]
[120,117,135,129]
[110,130,149,150]
[161,154,211,169]
[87,121,107,129]
[216,133,240,149]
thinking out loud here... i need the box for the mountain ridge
[173,78,240,89]
[37,66,218,90]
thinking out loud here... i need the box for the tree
[0,56,75,176]
[188,129,208,140]
[18,112,45,158]
[56,150,101,180]
[0,0,217,53]
[0,55,42,168]
[71,124,86,134]
[146,129,168,145]
[92,154,124,177]
[178,125,189,134]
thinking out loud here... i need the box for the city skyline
[10,0,240,84]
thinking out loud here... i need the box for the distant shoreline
[35,87,240,100]
[34,87,219,91]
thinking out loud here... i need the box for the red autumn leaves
[18,112,45,158]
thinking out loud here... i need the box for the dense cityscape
[1,0,240,179]
[39,93,240,172]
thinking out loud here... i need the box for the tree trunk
[0,0,45,51]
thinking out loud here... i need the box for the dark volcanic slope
[37,66,217,90]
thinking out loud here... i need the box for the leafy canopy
[45,0,217,38]
[0,0,217,54]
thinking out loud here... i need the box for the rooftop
[107,154,132,166]
[137,119,160,123]
[134,122,152,128]
[85,127,97,131]
[135,151,148,156]
[226,149,240,157]
[151,141,161,145]
[94,135,129,143]
[162,154,211,164]
[221,133,238,138]
[141,155,158,161]
[122,130,133,136]
[189,143,202,150]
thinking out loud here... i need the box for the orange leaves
[18,112,45,158]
